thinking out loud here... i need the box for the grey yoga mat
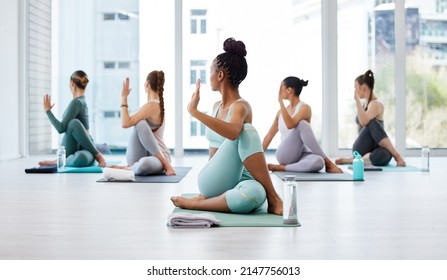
[97,166,192,183]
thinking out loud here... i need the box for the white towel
[168,212,221,228]
[102,167,135,182]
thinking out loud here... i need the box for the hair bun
[223,37,247,57]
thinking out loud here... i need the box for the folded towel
[102,167,135,181]
[168,212,221,228]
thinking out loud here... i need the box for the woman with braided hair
[335,70,406,167]
[171,38,283,215]
[110,70,175,175]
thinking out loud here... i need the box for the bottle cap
[353,151,361,159]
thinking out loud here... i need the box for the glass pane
[182,0,322,149]
[54,0,140,149]
[337,0,396,150]
[405,0,447,149]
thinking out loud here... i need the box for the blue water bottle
[352,151,364,181]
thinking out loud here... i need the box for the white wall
[0,0,21,161]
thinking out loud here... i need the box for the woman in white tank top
[263,76,342,173]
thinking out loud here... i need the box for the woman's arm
[355,96,382,126]
[279,100,311,129]
[187,79,247,140]
[120,77,152,128]
[262,111,279,151]
[44,94,81,133]
[190,102,247,140]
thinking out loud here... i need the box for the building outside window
[191,9,207,34]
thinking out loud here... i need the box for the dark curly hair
[215,37,248,88]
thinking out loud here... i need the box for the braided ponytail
[147,70,166,131]
[157,71,165,126]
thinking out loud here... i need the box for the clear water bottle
[421,146,430,172]
[283,175,299,225]
[352,150,364,181]
[56,146,66,171]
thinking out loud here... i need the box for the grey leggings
[276,120,325,172]
[353,119,392,166]
[62,119,98,167]
[126,120,164,175]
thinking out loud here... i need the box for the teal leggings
[61,119,98,167]
[198,124,267,213]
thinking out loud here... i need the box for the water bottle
[283,175,299,225]
[421,146,430,172]
[352,151,364,181]
[56,146,66,171]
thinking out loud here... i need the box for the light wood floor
[0,154,446,260]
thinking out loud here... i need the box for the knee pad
[370,148,392,166]
[226,180,266,213]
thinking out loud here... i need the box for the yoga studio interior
[1,0,446,260]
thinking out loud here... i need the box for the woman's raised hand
[122,77,132,98]
[43,94,54,112]
[187,79,201,115]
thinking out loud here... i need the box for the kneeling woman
[171,38,282,215]
[40,70,106,167]
[110,71,175,176]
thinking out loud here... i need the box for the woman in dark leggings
[336,70,406,167]
[39,70,106,167]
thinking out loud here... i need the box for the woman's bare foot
[164,165,176,176]
[39,160,57,166]
[267,163,286,172]
[267,195,283,215]
[335,157,353,165]
[396,157,406,167]
[95,154,107,167]
[171,195,206,210]
[324,158,343,173]
[108,165,130,170]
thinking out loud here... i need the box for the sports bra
[146,99,161,129]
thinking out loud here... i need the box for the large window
[42,0,446,155]
[337,0,447,155]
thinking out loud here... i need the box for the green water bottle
[352,151,364,181]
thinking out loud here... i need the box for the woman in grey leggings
[336,70,406,166]
[110,71,175,175]
[263,76,342,173]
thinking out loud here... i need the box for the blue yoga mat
[347,164,421,172]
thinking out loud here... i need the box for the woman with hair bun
[263,76,342,173]
[39,70,107,167]
[171,37,283,215]
[109,71,175,176]
[336,70,406,166]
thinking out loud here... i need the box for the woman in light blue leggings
[263,76,342,173]
[171,38,283,215]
